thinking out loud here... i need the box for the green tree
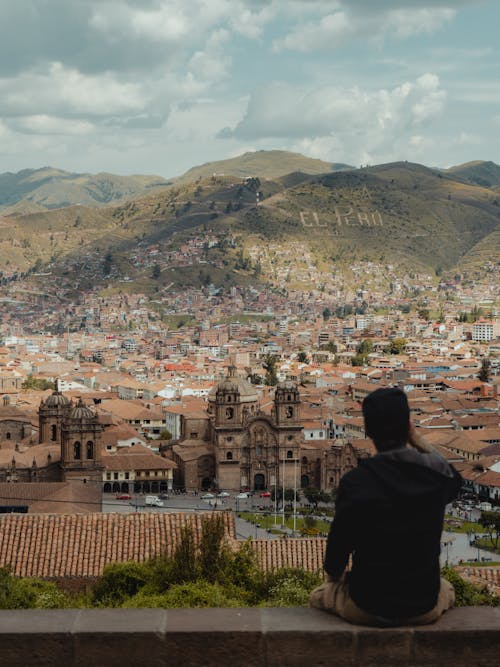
[263,354,278,386]
[389,337,407,355]
[322,307,331,321]
[303,488,331,509]
[152,263,161,279]
[297,351,308,363]
[478,358,492,383]
[103,252,113,276]
[418,308,430,320]
[479,511,500,550]
[321,341,337,354]
[22,376,56,391]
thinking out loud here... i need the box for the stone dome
[69,398,95,421]
[45,390,71,408]
[208,366,258,404]
[276,380,297,392]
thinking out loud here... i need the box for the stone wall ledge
[0,606,499,667]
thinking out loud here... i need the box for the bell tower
[60,398,104,484]
[273,381,300,426]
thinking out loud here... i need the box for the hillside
[446,160,500,188]
[0,167,170,211]
[174,150,352,184]
[0,158,498,299]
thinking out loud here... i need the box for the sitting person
[310,387,462,626]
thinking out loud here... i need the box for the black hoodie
[324,447,462,619]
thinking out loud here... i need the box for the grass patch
[238,511,330,535]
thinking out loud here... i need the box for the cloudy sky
[0,0,498,177]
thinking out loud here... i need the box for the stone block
[0,610,77,667]
[263,608,355,666]
[412,607,500,667]
[165,608,263,667]
[74,609,167,667]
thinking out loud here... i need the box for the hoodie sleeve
[324,474,356,579]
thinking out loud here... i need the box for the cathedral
[0,389,104,511]
[172,367,364,493]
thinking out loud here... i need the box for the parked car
[259,491,271,498]
[236,492,250,499]
[145,495,164,507]
[115,493,132,500]
[201,493,215,500]
[217,491,230,498]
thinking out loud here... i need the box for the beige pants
[310,576,455,627]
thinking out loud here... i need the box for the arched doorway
[201,477,211,491]
[112,482,120,493]
[254,473,265,491]
[301,474,310,489]
[120,482,129,493]
[103,482,111,493]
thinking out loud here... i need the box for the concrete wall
[0,607,498,667]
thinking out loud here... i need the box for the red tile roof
[0,512,235,578]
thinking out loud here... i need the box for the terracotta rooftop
[0,511,235,579]
[251,537,326,572]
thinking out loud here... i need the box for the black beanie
[362,387,410,451]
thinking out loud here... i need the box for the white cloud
[0,63,145,119]
[10,115,94,136]
[222,74,447,165]
[273,4,457,52]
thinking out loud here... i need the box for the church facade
[172,367,362,493]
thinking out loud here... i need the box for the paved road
[104,495,498,562]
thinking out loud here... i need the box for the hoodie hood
[359,447,456,500]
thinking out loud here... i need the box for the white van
[145,495,164,507]
[478,502,492,511]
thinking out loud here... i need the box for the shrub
[442,567,500,607]
[122,581,243,609]
[92,561,151,606]
[263,568,322,607]
[0,567,68,609]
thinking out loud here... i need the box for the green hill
[0,167,170,211]
[174,150,352,184]
[0,158,498,295]
[446,160,500,188]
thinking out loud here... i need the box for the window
[74,441,81,460]
[86,441,94,459]
[287,450,293,459]
[287,435,293,441]
[319,431,324,438]
[286,407,293,418]
[190,432,198,439]
[227,436,233,443]
[6,432,11,440]
[51,424,57,441]
[113,472,119,480]
[226,407,234,419]
[256,445,262,457]
[125,472,129,480]
[226,451,233,461]
[106,473,112,480]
